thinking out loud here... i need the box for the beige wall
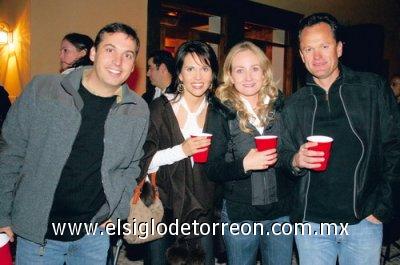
[252,0,400,76]
[0,0,30,101]
[3,0,399,99]
[31,0,148,94]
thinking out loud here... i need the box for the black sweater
[306,77,361,224]
[46,84,115,241]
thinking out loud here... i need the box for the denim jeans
[16,228,109,265]
[221,202,293,265]
[295,219,383,265]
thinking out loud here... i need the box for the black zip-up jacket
[204,94,294,222]
[279,66,400,223]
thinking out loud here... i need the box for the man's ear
[159,63,167,73]
[299,49,306,64]
[89,47,96,62]
[337,41,343,58]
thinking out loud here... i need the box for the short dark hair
[298,13,342,42]
[94,22,140,52]
[174,40,219,92]
[149,50,175,77]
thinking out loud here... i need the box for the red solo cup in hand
[0,233,12,265]
[255,135,278,151]
[307,135,334,171]
[191,133,212,163]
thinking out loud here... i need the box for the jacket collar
[60,66,138,107]
[305,63,349,96]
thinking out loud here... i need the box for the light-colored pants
[295,219,382,265]
[16,227,109,265]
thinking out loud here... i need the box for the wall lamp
[0,22,12,45]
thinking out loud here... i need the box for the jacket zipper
[43,111,82,244]
[302,94,318,222]
[101,103,118,219]
[326,92,331,113]
[339,85,364,219]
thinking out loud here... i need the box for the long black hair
[174,40,219,94]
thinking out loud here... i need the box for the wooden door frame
[147,0,303,96]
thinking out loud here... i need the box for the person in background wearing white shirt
[143,50,176,104]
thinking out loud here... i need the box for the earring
[208,84,213,91]
[178,82,184,93]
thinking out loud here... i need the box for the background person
[0,85,11,129]
[59,32,94,74]
[390,74,400,111]
[143,50,176,104]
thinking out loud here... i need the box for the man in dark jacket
[0,85,11,128]
[142,50,175,104]
[0,23,149,264]
[279,13,400,265]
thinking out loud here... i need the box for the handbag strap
[132,172,159,204]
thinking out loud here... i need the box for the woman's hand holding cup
[182,136,211,156]
[243,148,277,172]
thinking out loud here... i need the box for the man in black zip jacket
[279,13,400,265]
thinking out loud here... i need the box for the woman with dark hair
[59,33,93,74]
[140,40,220,265]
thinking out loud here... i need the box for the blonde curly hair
[216,41,279,133]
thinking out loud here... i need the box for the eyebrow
[232,64,261,68]
[103,43,136,56]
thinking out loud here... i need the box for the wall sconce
[0,22,12,45]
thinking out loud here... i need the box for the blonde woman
[204,41,293,265]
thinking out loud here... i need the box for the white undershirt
[153,87,162,100]
[240,95,270,135]
[147,94,207,173]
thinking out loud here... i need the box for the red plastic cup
[0,233,12,265]
[191,133,212,163]
[307,135,334,171]
[255,135,278,151]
